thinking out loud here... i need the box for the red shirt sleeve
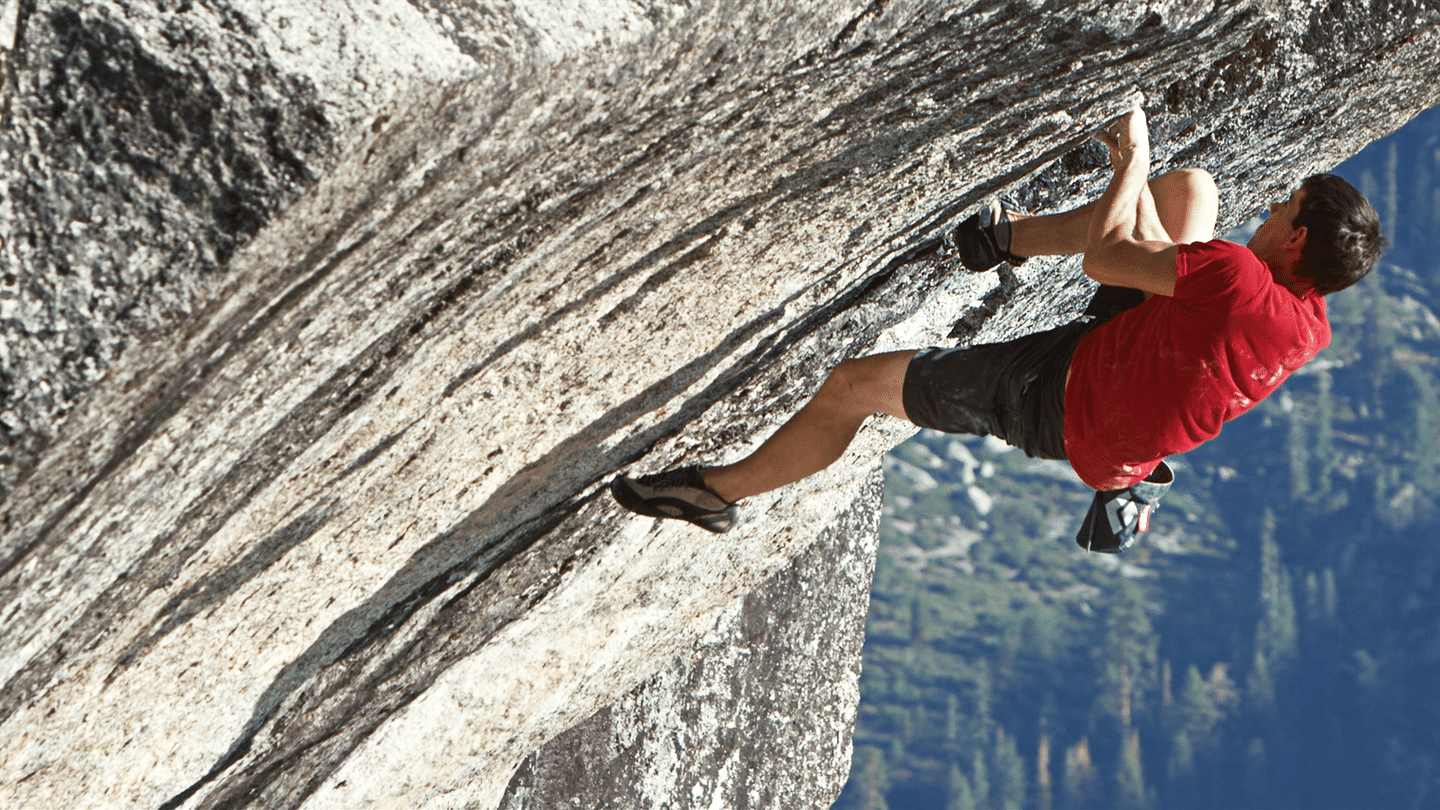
[1174,240,1266,310]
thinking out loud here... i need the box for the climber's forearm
[1088,147,1150,258]
[1082,108,1179,296]
[1083,158,1179,295]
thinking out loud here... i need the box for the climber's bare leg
[1007,168,1219,257]
[702,351,914,503]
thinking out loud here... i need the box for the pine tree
[1095,579,1158,727]
[850,746,890,810]
[1177,665,1222,749]
[891,670,908,701]
[1256,510,1299,673]
[1242,737,1272,809]
[1247,648,1276,716]
[1304,570,1321,625]
[1384,140,1400,237]
[1359,270,1392,418]
[1115,728,1146,810]
[947,762,976,810]
[1166,730,1200,808]
[946,693,961,750]
[1036,734,1053,810]
[1404,364,1439,503]
[1287,394,1310,500]
[1322,567,1339,624]
[1162,659,1174,717]
[968,663,995,759]
[1061,738,1100,810]
[911,702,929,747]
[1119,662,1133,730]
[972,747,991,810]
[1315,369,1336,496]
[1206,663,1240,714]
[992,727,1026,810]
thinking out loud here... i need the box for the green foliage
[1403,363,1439,504]
[1286,399,1309,500]
[1241,738,1270,809]
[1061,738,1101,809]
[1254,512,1298,674]
[1244,648,1275,717]
[971,747,990,810]
[1175,666,1221,749]
[1164,731,1198,808]
[847,746,890,810]
[1114,731,1146,810]
[947,762,976,810]
[1315,369,1337,496]
[992,729,1027,810]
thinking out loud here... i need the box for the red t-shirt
[1064,239,1330,491]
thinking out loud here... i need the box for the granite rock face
[1,1,1439,808]
[499,471,884,810]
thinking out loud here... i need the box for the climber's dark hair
[1293,173,1387,296]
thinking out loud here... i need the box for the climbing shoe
[942,198,1028,272]
[1075,460,1173,553]
[610,465,739,534]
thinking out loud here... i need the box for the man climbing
[611,106,1386,551]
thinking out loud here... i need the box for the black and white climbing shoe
[611,465,740,534]
[942,198,1028,272]
[1075,460,1173,553]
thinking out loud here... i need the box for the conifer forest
[836,105,1440,809]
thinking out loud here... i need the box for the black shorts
[901,285,1143,460]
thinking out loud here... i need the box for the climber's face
[1247,186,1308,287]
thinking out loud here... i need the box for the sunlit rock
[2,0,1439,807]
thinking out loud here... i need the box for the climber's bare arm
[1085,238,1180,296]
[1084,107,1180,297]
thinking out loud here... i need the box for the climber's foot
[943,199,1029,272]
[610,465,740,534]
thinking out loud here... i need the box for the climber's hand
[1092,105,1149,169]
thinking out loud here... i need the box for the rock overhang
[1,1,1439,807]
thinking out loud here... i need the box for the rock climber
[611,105,1386,551]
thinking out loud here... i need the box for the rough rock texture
[2,0,1440,808]
[499,471,883,810]
[0,0,663,495]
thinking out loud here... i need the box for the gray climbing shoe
[611,465,739,534]
[943,198,1028,272]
